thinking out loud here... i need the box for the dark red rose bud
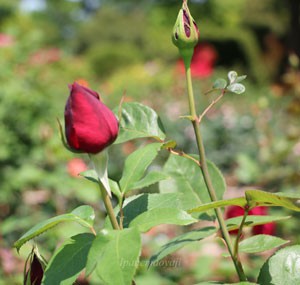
[24,248,46,285]
[64,82,119,154]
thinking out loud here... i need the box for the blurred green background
[1,0,300,284]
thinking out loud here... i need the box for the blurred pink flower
[67,158,87,177]
[226,205,276,236]
[29,48,61,65]
[0,33,14,47]
[177,43,217,78]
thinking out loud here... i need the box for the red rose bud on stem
[24,247,46,285]
[172,0,200,68]
[64,82,119,154]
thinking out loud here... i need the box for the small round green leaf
[213,78,227,89]
[258,245,300,284]
[228,71,238,84]
[227,83,246,94]
[236,75,247,83]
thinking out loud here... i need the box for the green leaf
[159,155,226,210]
[129,207,197,232]
[89,151,111,197]
[86,228,141,285]
[42,233,94,285]
[235,75,247,83]
[195,281,257,285]
[188,197,247,214]
[258,245,300,284]
[109,179,122,201]
[228,71,238,84]
[226,215,290,231]
[239,235,289,254]
[119,143,162,193]
[114,102,166,143]
[130,171,169,191]
[14,205,95,251]
[161,140,177,149]
[227,83,245,94]
[245,190,300,211]
[80,169,99,183]
[80,170,122,201]
[213,78,227,89]
[116,193,183,229]
[149,227,216,265]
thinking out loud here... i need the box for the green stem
[99,182,120,230]
[185,66,247,281]
[234,207,249,258]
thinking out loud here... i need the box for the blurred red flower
[0,33,14,47]
[67,158,87,177]
[226,205,276,236]
[29,48,61,65]
[177,43,217,78]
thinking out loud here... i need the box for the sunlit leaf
[258,245,300,284]
[129,207,197,232]
[226,215,290,231]
[245,190,300,211]
[86,228,141,285]
[119,143,162,193]
[114,102,166,143]
[159,155,226,210]
[14,206,95,251]
[239,235,289,254]
[188,197,247,214]
[130,171,169,191]
[114,193,183,229]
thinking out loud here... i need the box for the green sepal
[56,118,83,154]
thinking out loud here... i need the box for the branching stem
[168,148,201,166]
[199,90,225,123]
[234,207,249,258]
[185,66,247,281]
